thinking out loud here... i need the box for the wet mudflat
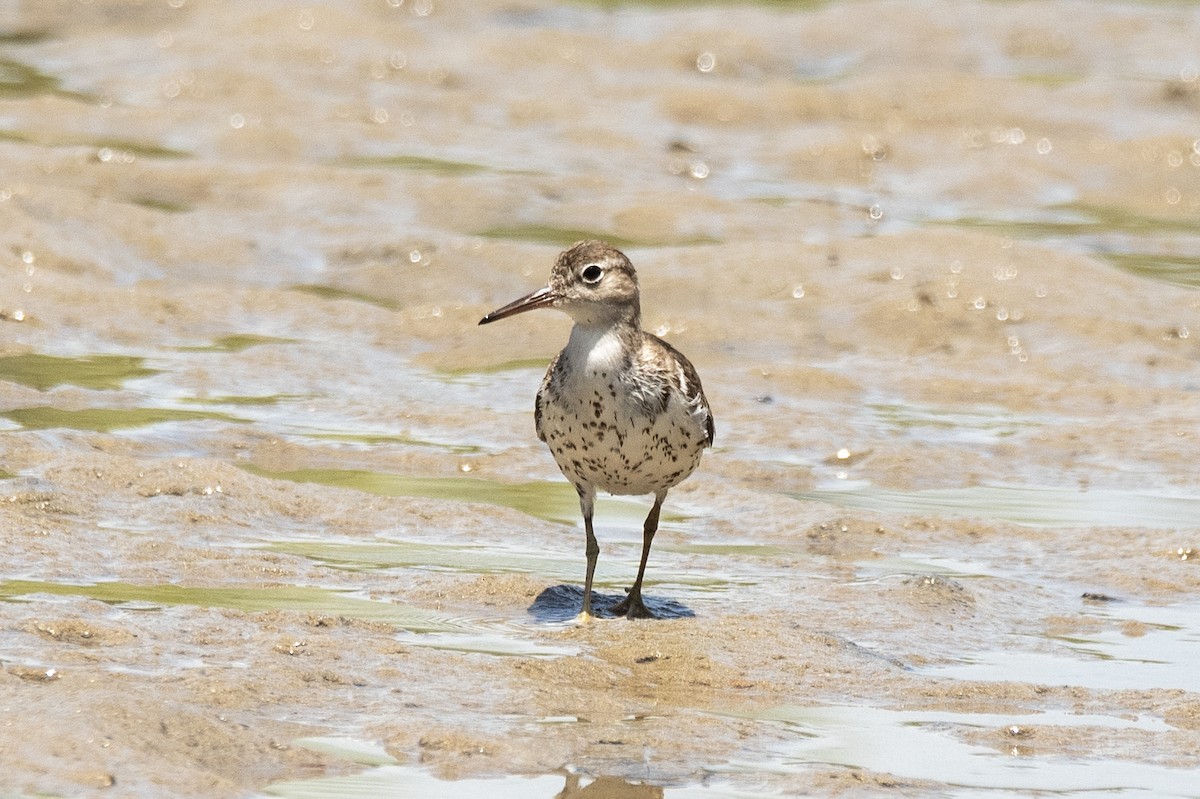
[0,1,1198,797]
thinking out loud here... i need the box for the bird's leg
[576,485,598,623]
[612,490,666,619]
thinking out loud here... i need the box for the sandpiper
[479,241,714,620]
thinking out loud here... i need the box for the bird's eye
[580,264,604,284]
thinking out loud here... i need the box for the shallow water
[725,705,1198,799]
[927,599,1200,692]
[245,464,662,526]
[1,1,1199,797]
[0,578,477,633]
[798,484,1200,528]
[267,766,763,799]
[0,352,160,390]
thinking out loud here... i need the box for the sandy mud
[0,1,1198,797]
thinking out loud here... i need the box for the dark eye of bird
[580,264,604,284]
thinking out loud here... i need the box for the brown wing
[646,334,714,447]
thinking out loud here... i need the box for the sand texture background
[0,1,1198,796]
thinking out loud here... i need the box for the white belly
[539,371,706,497]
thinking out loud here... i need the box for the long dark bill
[478,285,557,325]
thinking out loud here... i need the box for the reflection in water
[530,584,695,622]
[555,774,663,799]
[266,766,690,799]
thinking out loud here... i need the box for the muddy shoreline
[2,1,1199,797]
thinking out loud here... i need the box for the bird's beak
[478,285,557,325]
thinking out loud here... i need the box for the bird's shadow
[528,584,695,622]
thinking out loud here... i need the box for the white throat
[564,324,629,374]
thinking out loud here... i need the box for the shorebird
[479,241,714,620]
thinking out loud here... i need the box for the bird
[478,240,714,620]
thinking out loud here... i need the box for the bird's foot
[610,591,656,619]
[573,609,596,625]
